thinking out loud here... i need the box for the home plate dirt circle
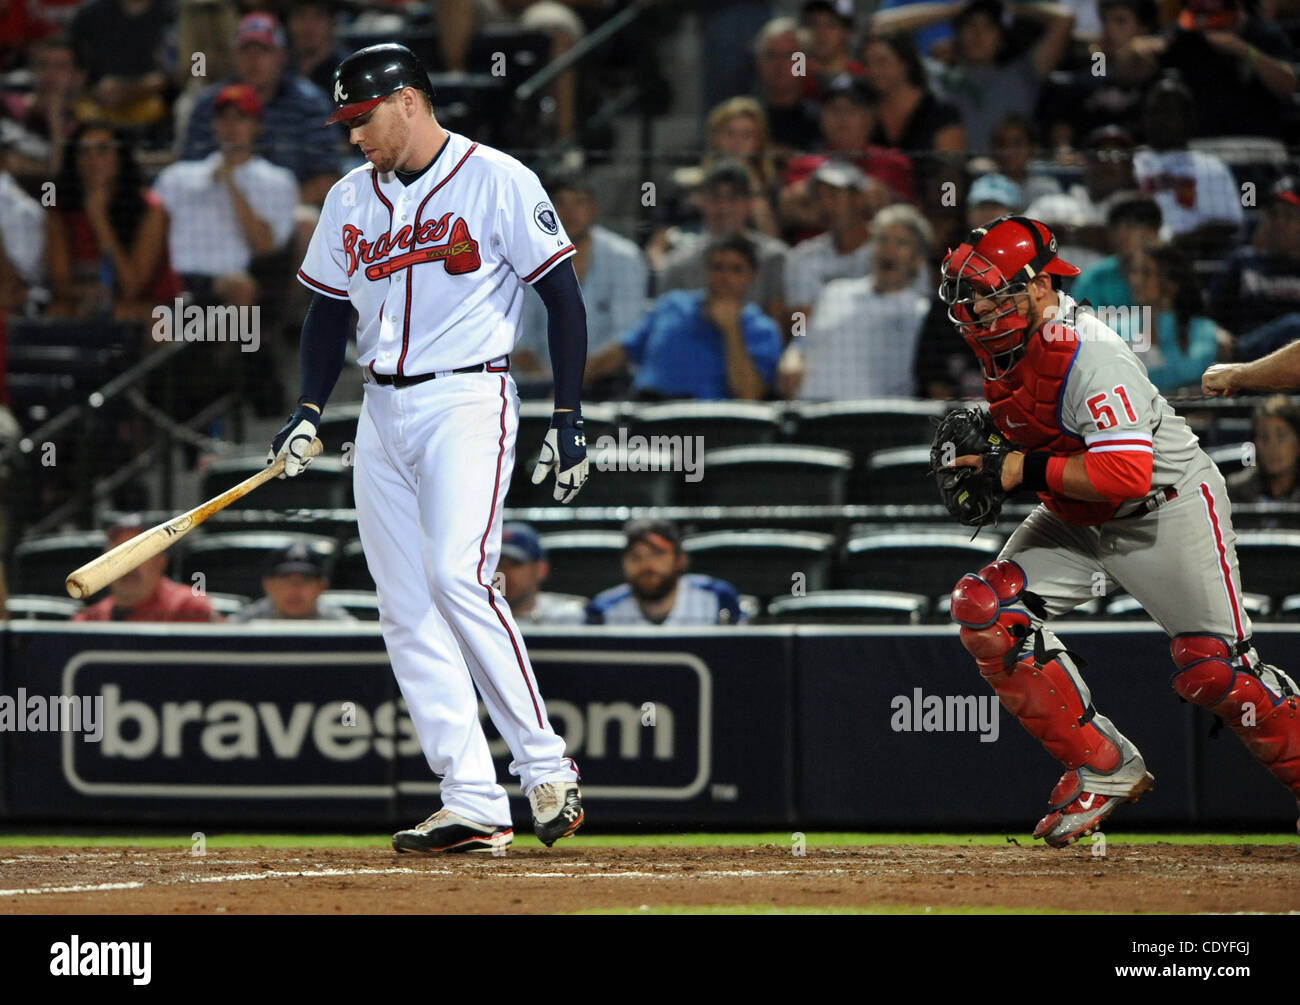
[1,844,1297,914]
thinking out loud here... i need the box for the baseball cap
[812,158,870,191]
[623,518,681,553]
[500,523,544,564]
[700,158,752,194]
[236,12,285,49]
[1270,175,1300,208]
[264,543,327,578]
[822,76,875,107]
[215,83,262,118]
[802,0,855,25]
[968,173,1022,210]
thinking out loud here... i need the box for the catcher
[932,215,1300,845]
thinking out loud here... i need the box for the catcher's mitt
[929,407,1015,528]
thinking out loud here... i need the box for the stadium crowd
[0,0,1298,620]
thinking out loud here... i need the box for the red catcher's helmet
[939,215,1079,379]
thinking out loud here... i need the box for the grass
[0,832,1294,849]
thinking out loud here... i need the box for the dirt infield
[2,841,1298,914]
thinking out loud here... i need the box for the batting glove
[267,404,319,478]
[532,409,588,504]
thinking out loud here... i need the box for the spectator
[1071,194,1163,313]
[228,542,355,622]
[1025,123,1138,253]
[874,0,1076,153]
[784,77,915,201]
[181,12,339,206]
[153,83,297,308]
[784,159,893,322]
[515,169,648,384]
[495,523,586,626]
[1122,242,1226,392]
[988,113,1061,206]
[0,0,52,71]
[0,33,91,187]
[705,96,781,238]
[73,517,219,622]
[0,135,45,313]
[657,159,789,328]
[800,0,864,100]
[586,234,783,401]
[779,203,932,398]
[1209,176,1300,359]
[1040,0,1159,148]
[587,519,745,627]
[1117,0,1297,141]
[68,0,170,131]
[45,120,180,321]
[172,0,239,147]
[966,171,1020,225]
[1131,77,1244,251]
[752,16,821,152]
[860,32,965,160]
[1226,395,1300,503]
[288,1,349,96]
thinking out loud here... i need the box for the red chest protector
[985,327,1117,525]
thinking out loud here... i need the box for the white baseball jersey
[297,130,576,375]
[587,575,745,626]
[1132,148,1244,237]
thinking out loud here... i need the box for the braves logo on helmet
[938,215,1080,380]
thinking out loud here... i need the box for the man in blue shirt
[583,234,783,400]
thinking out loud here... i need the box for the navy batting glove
[267,404,320,479]
[531,409,588,504]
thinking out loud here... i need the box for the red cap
[215,83,262,118]
[236,12,285,49]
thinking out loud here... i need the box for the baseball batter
[268,44,590,853]
[935,215,1300,845]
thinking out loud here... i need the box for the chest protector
[985,325,1117,525]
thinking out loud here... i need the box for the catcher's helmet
[324,43,434,126]
[938,215,1079,379]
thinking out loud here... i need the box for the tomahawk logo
[50,936,151,985]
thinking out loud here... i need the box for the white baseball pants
[353,370,578,827]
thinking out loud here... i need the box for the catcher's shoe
[1033,766,1155,847]
[392,809,512,854]
[529,781,584,846]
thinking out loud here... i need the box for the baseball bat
[65,438,325,600]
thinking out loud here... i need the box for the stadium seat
[789,398,947,454]
[864,446,941,506]
[201,455,352,511]
[11,531,107,596]
[5,595,83,620]
[1206,442,1251,480]
[321,590,383,621]
[630,400,782,451]
[1233,531,1300,603]
[681,529,836,600]
[315,403,364,454]
[1278,595,1300,621]
[764,590,929,625]
[206,593,252,618]
[507,402,621,507]
[179,533,337,599]
[839,529,1004,597]
[1106,592,1272,619]
[681,445,854,507]
[568,440,681,507]
[538,531,627,598]
[334,539,375,591]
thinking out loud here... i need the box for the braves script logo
[342,211,482,280]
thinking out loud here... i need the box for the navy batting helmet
[324,43,434,126]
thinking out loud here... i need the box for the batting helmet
[324,43,434,126]
[938,215,1079,379]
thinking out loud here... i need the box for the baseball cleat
[1033,768,1155,847]
[392,809,512,854]
[528,781,584,846]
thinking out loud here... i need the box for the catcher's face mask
[939,215,1080,380]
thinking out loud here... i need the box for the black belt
[1116,486,1178,519]
[366,356,508,388]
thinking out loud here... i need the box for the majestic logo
[342,212,481,279]
[534,202,559,235]
[334,80,349,103]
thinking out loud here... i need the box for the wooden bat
[65,438,325,600]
